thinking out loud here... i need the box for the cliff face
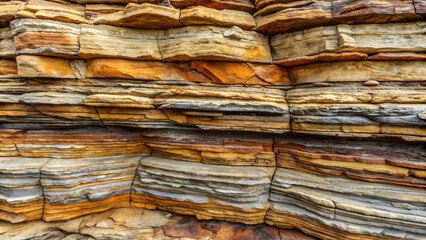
[0,0,425,239]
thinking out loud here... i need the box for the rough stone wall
[0,0,425,239]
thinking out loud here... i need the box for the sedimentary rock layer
[10,18,272,62]
[0,157,48,223]
[0,0,425,239]
[86,58,290,85]
[0,128,151,158]
[266,168,426,240]
[0,207,315,240]
[41,154,145,221]
[287,82,426,140]
[132,156,275,224]
[275,134,426,187]
[271,22,426,65]
[255,0,423,34]
[139,129,275,166]
[0,77,290,133]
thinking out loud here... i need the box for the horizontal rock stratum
[0,0,425,239]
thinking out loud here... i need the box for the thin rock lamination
[0,0,425,239]
[132,156,275,224]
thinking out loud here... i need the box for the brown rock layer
[0,1,425,239]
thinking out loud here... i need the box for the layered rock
[132,156,275,224]
[0,76,290,133]
[0,0,425,239]
[255,0,423,34]
[9,18,271,62]
[266,168,426,240]
[0,207,315,240]
[85,58,290,85]
[0,129,150,158]
[274,134,426,187]
[0,157,48,223]
[271,22,426,65]
[138,129,275,166]
[286,60,426,140]
[41,154,146,221]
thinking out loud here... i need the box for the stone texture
[266,168,426,240]
[0,157,48,223]
[0,208,314,240]
[22,0,88,24]
[0,60,17,78]
[271,22,426,64]
[138,129,275,166]
[11,18,80,58]
[0,1,23,28]
[0,1,425,239]
[79,24,160,60]
[180,6,256,30]
[274,134,426,187]
[132,156,275,224]
[255,0,332,34]
[158,25,272,62]
[86,58,211,83]
[331,0,421,23]
[288,61,426,84]
[0,129,151,158]
[16,55,84,78]
[170,0,256,13]
[0,27,14,58]
[0,78,290,133]
[415,0,426,16]
[91,3,182,29]
[255,0,422,34]
[191,61,290,85]
[41,154,146,221]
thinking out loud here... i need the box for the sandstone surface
[0,0,425,239]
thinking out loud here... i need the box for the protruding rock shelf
[0,0,425,239]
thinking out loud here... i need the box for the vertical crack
[39,159,51,220]
[94,107,106,128]
[156,30,164,60]
[129,155,146,208]
[264,133,278,223]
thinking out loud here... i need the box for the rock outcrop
[0,0,425,239]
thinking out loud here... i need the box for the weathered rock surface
[0,157,48,223]
[255,0,423,34]
[0,129,151,158]
[11,19,80,58]
[0,27,14,58]
[132,156,275,224]
[139,129,275,166]
[158,25,272,62]
[180,6,256,30]
[287,82,426,140]
[266,168,426,240]
[79,24,160,60]
[0,1,23,28]
[275,134,426,187]
[271,22,426,65]
[16,55,84,78]
[0,77,290,133]
[41,154,146,221]
[90,3,182,29]
[0,207,315,240]
[0,60,17,78]
[0,0,425,239]
[288,61,426,84]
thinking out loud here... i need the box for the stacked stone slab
[0,0,425,239]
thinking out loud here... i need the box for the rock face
[0,0,425,240]
[0,207,315,240]
[132,156,275,224]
